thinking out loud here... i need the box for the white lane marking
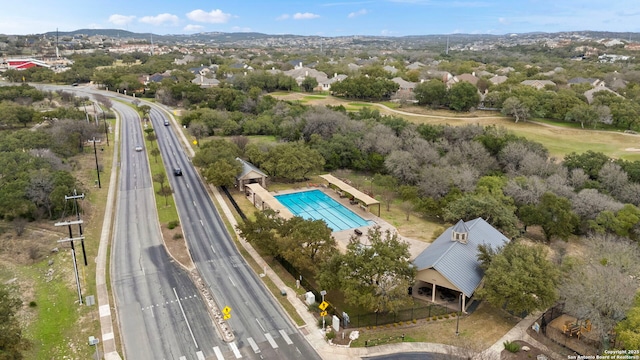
[213,346,224,360]
[186,183,190,189]
[228,276,236,287]
[196,351,205,360]
[193,200,197,207]
[256,318,266,332]
[279,329,293,345]
[179,357,186,360]
[210,244,216,254]
[228,342,242,358]
[200,219,204,226]
[265,332,279,349]
[247,337,260,353]
[173,287,198,348]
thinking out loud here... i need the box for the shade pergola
[319,174,381,216]
[245,183,293,220]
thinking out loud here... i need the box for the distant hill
[29,28,640,45]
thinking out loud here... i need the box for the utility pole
[54,190,88,305]
[103,109,109,146]
[92,137,101,188]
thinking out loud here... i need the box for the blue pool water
[275,190,372,231]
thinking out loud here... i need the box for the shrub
[167,220,179,229]
[393,323,398,327]
[426,317,431,321]
[412,319,417,324]
[29,301,37,307]
[432,316,438,321]
[398,321,403,326]
[503,341,521,353]
[172,233,183,240]
[326,331,336,340]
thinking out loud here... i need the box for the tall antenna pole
[446,35,449,55]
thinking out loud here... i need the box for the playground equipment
[562,319,591,340]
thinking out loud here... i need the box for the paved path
[96,107,122,360]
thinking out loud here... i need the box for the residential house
[192,75,220,88]
[406,62,425,70]
[521,79,556,90]
[584,87,622,104]
[488,75,508,85]
[456,73,480,86]
[391,77,417,92]
[412,218,509,312]
[383,65,398,75]
[319,74,348,91]
[567,77,605,88]
[284,65,330,90]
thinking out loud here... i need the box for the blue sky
[1,0,639,37]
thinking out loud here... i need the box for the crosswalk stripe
[229,342,242,358]
[279,329,293,345]
[213,346,225,360]
[247,337,261,353]
[196,351,206,360]
[265,332,279,349]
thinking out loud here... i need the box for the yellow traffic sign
[320,311,327,317]
[319,301,329,311]
[223,314,231,320]
[222,306,232,315]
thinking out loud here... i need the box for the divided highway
[111,100,223,359]
[149,106,322,360]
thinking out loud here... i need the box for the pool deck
[271,186,430,260]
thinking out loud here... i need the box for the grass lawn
[350,302,519,350]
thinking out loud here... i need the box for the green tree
[519,192,579,242]
[447,81,480,112]
[202,159,242,187]
[477,242,559,315]
[301,76,318,92]
[326,226,416,313]
[236,209,283,256]
[261,143,325,182]
[413,79,447,107]
[501,97,530,123]
[617,293,640,350]
[278,217,337,274]
[563,150,610,180]
[565,103,599,129]
[152,173,171,206]
[0,284,29,358]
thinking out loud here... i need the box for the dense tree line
[0,86,95,221]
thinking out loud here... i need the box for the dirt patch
[160,224,194,270]
[501,340,551,360]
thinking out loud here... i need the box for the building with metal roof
[412,217,509,312]
[236,158,267,192]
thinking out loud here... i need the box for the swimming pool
[275,190,372,231]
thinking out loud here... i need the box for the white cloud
[108,14,136,26]
[348,9,368,18]
[293,12,320,20]
[139,13,179,26]
[498,17,509,25]
[231,26,252,32]
[186,9,232,24]
[183,24,204,32]
[276,14,290,20]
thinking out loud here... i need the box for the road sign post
[320,290,327,330]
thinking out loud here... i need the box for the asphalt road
[110,100,224,360]
[149,107,322,360]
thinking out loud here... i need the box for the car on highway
[173,167,182,176]
[135,145,143,152]
[164,120,170,126]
